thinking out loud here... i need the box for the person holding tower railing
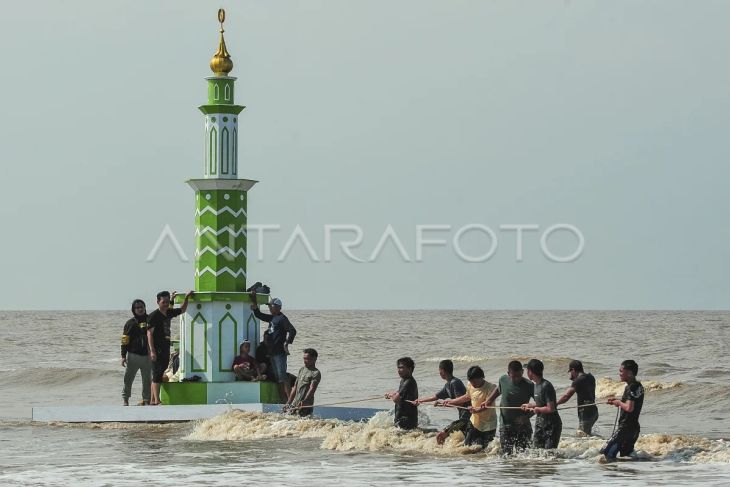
[250,289,297,402]
[147,290,193,405]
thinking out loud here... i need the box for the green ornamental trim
[190,312,208,372]
[218,312,239,372]
[160,382,207,405]
[199,105,245,115]
[174,293,269,304]
[246,312,257,345]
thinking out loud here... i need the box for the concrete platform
[31,403,384,423]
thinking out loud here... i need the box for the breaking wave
[0,367,117,387]
[424,355,491,363]
[595,377,682,398]
[187,410,730,464]
[424,355,574,365]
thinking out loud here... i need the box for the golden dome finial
[210,8,233,76]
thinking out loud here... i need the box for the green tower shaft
[187,37,256,292]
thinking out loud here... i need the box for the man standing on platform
[121,299,151,406]
[147,290,193,405]
[250,291,297,402]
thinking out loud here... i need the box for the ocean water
[0,310,729,486]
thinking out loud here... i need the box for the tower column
[167,10,274,399]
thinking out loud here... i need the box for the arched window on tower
[224,84,230,101]
[214,84,220,101]
[209,127,218,175]
[232,128,238,175]
[221,127,230,175]
[204,119,209,176]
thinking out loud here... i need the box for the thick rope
[556,402,600,411]
[408,401,604,412]
[289,395,385,411]
[610,403,620,436]
[425,402,522,411]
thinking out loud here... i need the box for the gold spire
[210,9,233,76]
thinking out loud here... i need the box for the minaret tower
[192,8,251,290]
[165,10,277,405]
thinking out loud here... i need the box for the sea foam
[186,410,729,464]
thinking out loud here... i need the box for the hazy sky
[1,0,728,310]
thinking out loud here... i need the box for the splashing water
[187,410,729,464]
[596,377,682,398]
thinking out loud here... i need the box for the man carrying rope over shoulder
[556,359,599,436]
[600,359,644,462]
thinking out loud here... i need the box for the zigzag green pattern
[196,213,246,228]
[194,189,248,292]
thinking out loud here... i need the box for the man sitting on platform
[232,340,257,381]
[254,334,271,381]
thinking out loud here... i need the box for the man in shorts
[600,359,644,462]
[556,359,599,435]
[250,292,297,402]
[147,290,193,405]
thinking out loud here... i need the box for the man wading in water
[414,360,470,444]
[445,365,497,449]
[483,360,534,454]
[600,359,644,462]
[521,359,562,449]
[385,357,419,430]
[556,359,598,435]
[284,348,321,417]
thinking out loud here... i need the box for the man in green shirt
[483,360,534,454]
[284,348,321,417]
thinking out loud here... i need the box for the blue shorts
[270,353,288,383]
